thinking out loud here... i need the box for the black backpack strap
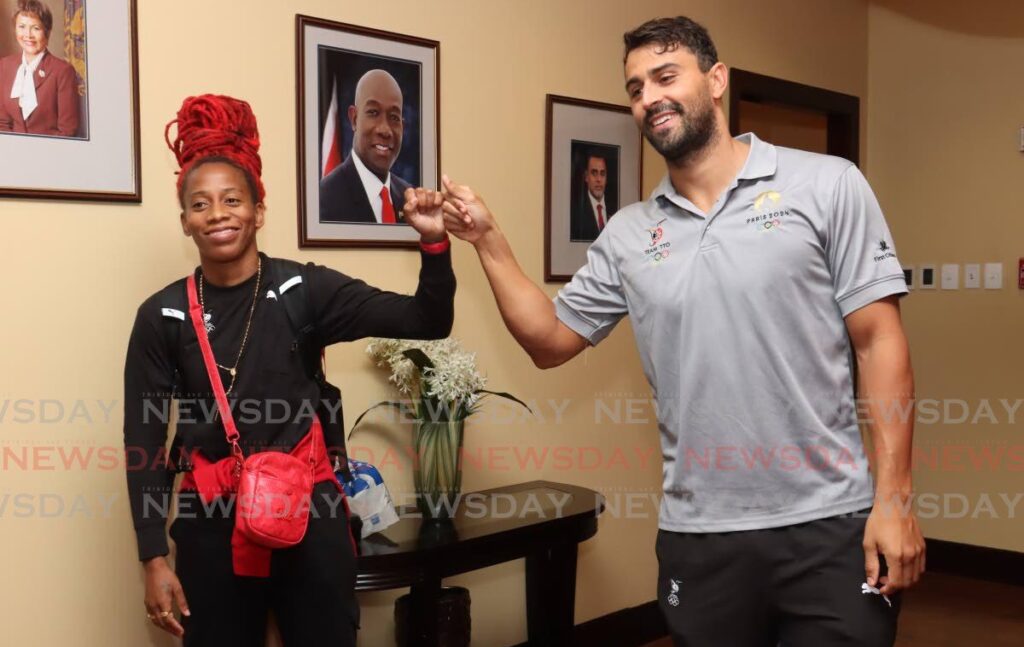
[269,258,353,482]
[156,281,190,473]
[269,259,322,378]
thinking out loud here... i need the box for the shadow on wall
[871,0,1024,37]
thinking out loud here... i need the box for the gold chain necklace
[198,257,262,395]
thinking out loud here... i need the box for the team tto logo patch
[748,189,791,233]
[643,219,671,264]
[648,226,663,247]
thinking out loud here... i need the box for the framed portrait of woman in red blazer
[0,0,140,202]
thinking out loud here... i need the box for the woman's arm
[123,299,190,637]
[310,247,456,344]
[123,302,176,561]
[312,187,456,343]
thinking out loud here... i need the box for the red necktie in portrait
[380,186,397,224]
[597,204,605,230]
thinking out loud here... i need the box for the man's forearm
[858,332,915,504]
[473,228,564,359]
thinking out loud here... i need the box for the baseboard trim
[925,538,1024,587]
[510,600,666,647]
[574,600,666,646]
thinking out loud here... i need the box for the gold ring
[146,613,156,620]
[160,611,173,618]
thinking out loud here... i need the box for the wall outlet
[941,264,959,290]
[984,263,1003,289]
[964,264,981,289]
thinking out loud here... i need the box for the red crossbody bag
[186,274,315,548]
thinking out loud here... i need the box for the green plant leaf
[476,389,533,413]
[349,400,415,438]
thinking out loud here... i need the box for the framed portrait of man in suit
[297,15,439,248]
[545,95,642,282]
[569,141,621,243]
[0,0,140,202]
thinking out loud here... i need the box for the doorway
[728,68,860,165]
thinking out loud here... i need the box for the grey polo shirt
[555,133,907,532]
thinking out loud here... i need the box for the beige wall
[0,1,869,645]
[866,0,1024,553]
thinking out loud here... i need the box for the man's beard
[642,92,717,165]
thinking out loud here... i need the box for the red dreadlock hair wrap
[164,94,265,203]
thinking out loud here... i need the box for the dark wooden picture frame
[545,94,642,283]
[728,68,860,166]
[0,0,140,202]
[296,14,440,249]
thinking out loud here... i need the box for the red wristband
[419,237,450,255]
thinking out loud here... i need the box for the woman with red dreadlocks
[123,94,454,645]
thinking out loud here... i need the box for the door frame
[728,68,860,166]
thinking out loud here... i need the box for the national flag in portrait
[321,78,342,179]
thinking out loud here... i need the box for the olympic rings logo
[761,218,782,231]
[652,250,671,263]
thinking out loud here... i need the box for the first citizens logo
[874,239,897,263]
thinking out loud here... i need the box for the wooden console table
[356,480,605,646]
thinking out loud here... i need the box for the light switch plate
[902,265,915,290]
[964,264,981,289]
[919,264,937,289]
[941,264,959,290]
[984,263,1003,289]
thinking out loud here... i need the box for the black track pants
[656,509,900,646]
[171,482,360,647]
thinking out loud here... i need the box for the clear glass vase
[413,418,465,520]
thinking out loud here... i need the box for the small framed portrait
[545,94,642,282]
[0,0,140,201]
[296,15,439,248]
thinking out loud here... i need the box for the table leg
[526,541,578,646]
[407,573,442,647]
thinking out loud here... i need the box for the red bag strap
[186,274,318,472]
[186,274,244,471]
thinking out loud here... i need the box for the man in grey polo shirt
[440,15,923,646]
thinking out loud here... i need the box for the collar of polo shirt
[652,133,778,215]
